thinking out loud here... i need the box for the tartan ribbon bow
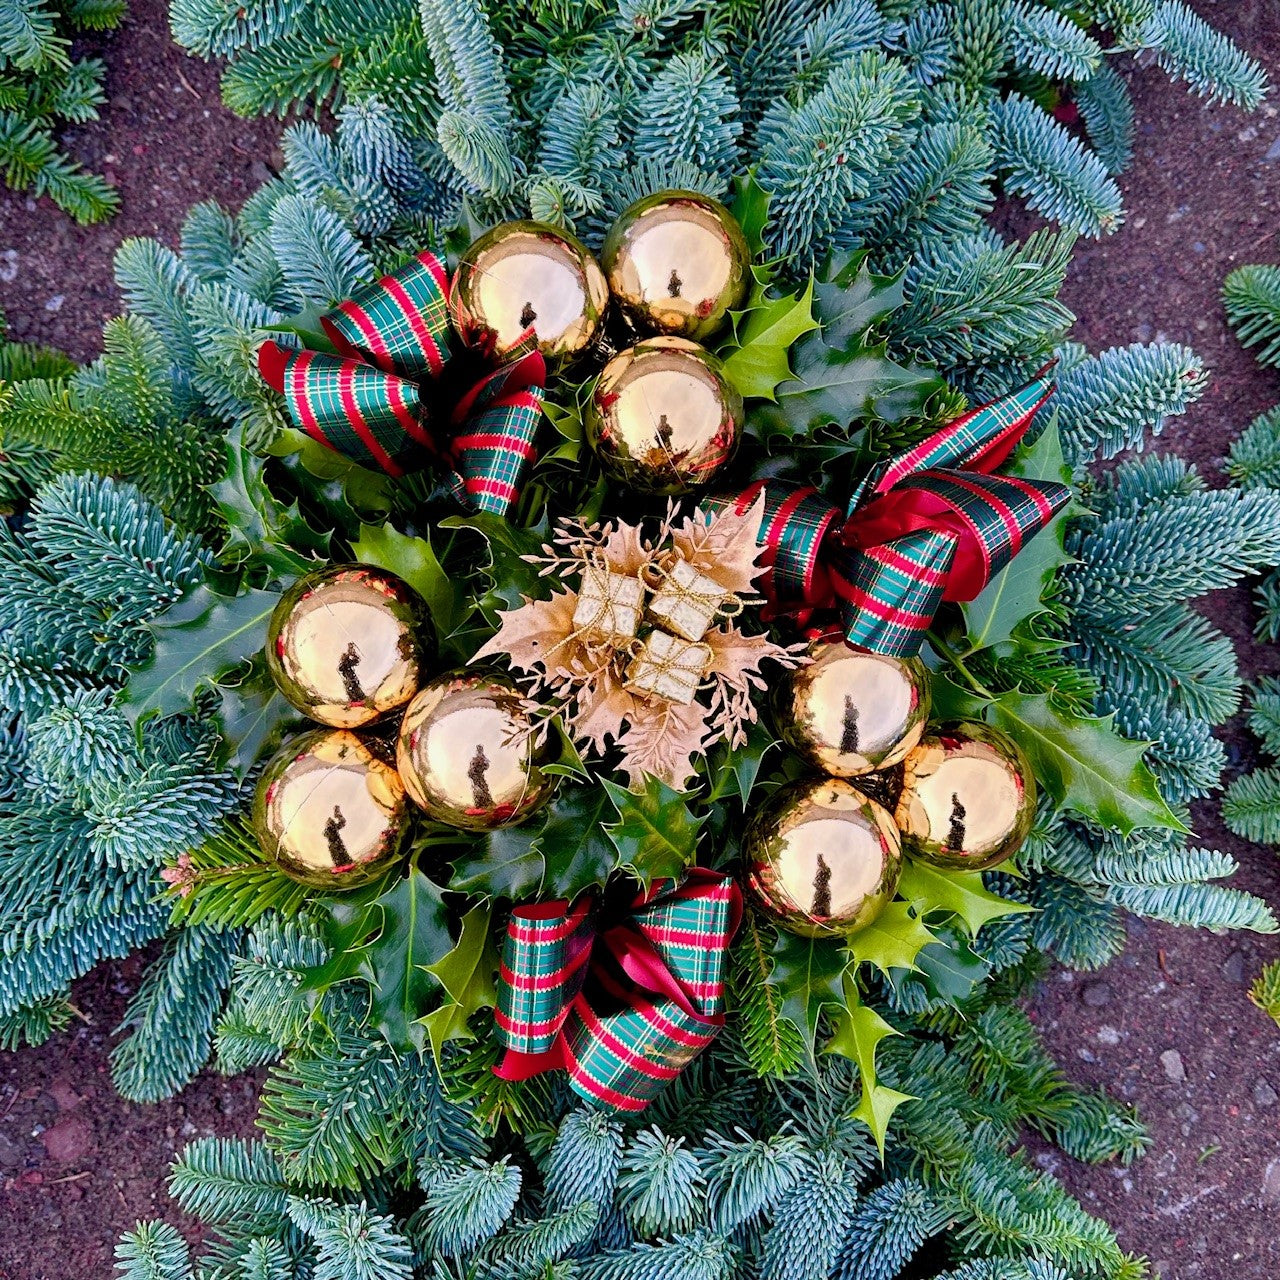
[493,869,742,1111]
[717,367,1070,658]
[257,250,544,517]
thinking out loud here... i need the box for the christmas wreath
[2,5,1279,1280]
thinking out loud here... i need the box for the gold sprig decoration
[472,496,806,788]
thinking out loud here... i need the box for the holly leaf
[729,172,771,260]
[209,656,303,779]
[910,929,989,1005]
[765,928,850,1041]
[270,427,394,526]
[353,522,471,661]
[209,432,329,583]
[720,276,819,401]
[844,900,938,979]
[305,869,453,1053]
[422,902,498,1061]
[120,585,280,724]
[449,823,547,902]
[896,859,1034,938]
[961,525,1072,653]
[440,512,549,619]
[706,719,780,807]
[990,690,1185,834]
[750,330,944,442]
[601,775,707,887]
[811,252,907,349]
[926,670,991,721]
[825,978,913,1158]
[535,784,622,897]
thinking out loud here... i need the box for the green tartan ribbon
[494,870,741,1112]
[256,251,545,516]
[712,367,1069,657]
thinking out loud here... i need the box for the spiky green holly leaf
[541,716,591,780]
[209,432,328,583]
[536,784,622,897]
[730,172,771,260]
[120,585,280,724]
[765,928,850,1042]
[825,978,913,1158]
[749,330,944,442]
[844,900,938,979]
[720,276,819,401]
[811,252,907,349]
[209,656,302,779]
[910,929,988,1005]
[926,670,992,721]
[897,859,1033,938]
[270,427,393,526]
[449,824,547,902]
[601,775,707,888]
[440,512,550,623]
[306,870,453,1054]
[353,521,471,662]
[705,720,780,807]
[991,690,1185,834]
[422,902,499,1061]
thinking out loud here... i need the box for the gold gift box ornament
[625,630,714,705]
[644,556,740,642]
[572,564,647,643]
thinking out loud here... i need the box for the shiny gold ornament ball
[778,635,931,778]
[895,721,1036,871]
[395,669,554,830]
[252,729,410,889]
[602,191,750,342]
[744,778,902,937]
[450,220,609,364]
[265,564,431,729]
[586,337,743,494]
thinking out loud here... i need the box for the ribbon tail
[320,250,452,381]
[451,385,543,518]
[493,898,593,1079]
[834,528,957,658]
[872,366,1058,495]
[257,340,434,477]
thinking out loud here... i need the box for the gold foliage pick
[471,497,806,789]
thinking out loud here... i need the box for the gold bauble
[744,778,902,937]
[586,337,743,494]
[450,220,609,363]
[601,191,750,342]
[252,729,409,888]
[395,669,554,830]
[265,564,430,729]
[895,721,1036,871]
[777,636,930,778]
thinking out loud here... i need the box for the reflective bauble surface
[586,337,742,494]
[450,220,609,363]
[252,729,409,889]
[744,778,902,937]
[778,636,931,778]
[396,669,554,829]
[265,564,430,729]
[895,721,1036,871]
[602,191,750,342]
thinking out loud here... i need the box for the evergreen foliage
[0,0,123,220]
[164,0,1267,241]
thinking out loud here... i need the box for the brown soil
[1,2,1280,1278]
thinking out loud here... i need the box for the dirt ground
[2,2,1280,1278]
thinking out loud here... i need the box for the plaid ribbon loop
[257,250,545,517]
[494,870,742,1111]
[716,367,1070,658]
